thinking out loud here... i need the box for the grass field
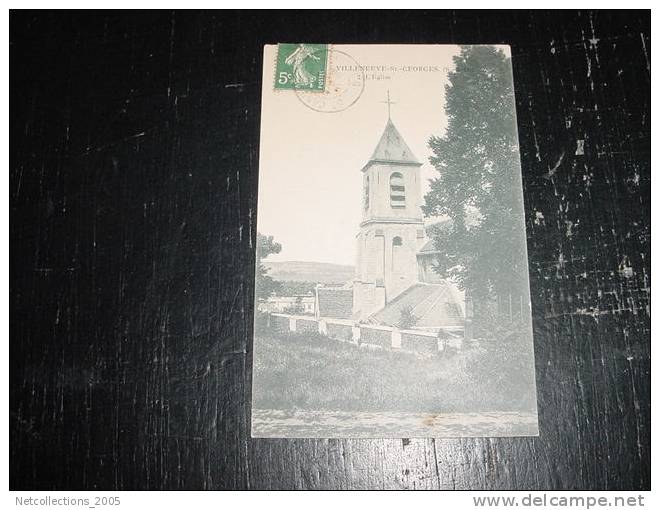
[252,331,537,414]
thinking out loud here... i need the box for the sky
[257,44,507,266]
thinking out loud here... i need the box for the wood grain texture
[10,11,650,490]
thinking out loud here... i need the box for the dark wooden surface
[10,11,650,490]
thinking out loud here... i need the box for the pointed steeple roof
[367,119,421,167]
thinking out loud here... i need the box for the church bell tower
[353,93,426,319]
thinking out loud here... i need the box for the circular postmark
[294,48,365,113]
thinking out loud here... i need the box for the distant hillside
[263,261,355,284]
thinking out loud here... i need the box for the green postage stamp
[274,43,328,91]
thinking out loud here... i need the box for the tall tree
[423,46,527,313]
[255,233,282,300]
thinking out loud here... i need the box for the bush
[397,305,419,329]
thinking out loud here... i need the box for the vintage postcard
[251,44,538,438]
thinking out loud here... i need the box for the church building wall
[352,280,386,318]
[362,163,423,223]
[357,161,427,308]
[382,227,426,301]
[352,118,430,319]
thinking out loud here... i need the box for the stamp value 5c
[275,43,328,92]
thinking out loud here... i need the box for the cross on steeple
[379,89,396,120]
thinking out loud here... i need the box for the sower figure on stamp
[285,44,320,88]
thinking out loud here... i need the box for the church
[317,108,466,336]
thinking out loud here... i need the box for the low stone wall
[270,314,291,334]
[269,313,463,353]
[401,331,439,354]
[359,325,393,349]
[326,321,354,342]
[296,317,319,334]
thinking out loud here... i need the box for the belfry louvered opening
[390,172,405,208]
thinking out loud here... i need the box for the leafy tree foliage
[423,45,528,307]
[276,281,317,296]
[255,233,282,300]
